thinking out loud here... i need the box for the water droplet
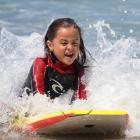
[129,29,133,33]
[124,10,128,14]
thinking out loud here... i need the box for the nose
[67,44,73,51]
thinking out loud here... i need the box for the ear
[47,40,54,52]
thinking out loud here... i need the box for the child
[23,18,87,101]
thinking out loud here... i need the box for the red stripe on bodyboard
[23,113,73,132]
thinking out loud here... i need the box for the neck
[47,53,74,74]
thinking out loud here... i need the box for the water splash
[87,21,140,137]
[0,28,44,136]
[0,21,140,137]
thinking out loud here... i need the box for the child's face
[47,26,80,65]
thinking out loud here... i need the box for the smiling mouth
[65,54,74,58]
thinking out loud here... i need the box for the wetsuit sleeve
[33,57,47,94]
[74,69,87,100]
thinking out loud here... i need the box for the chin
[64,62,73,65]
[64,61,74,65]
[62,58,75,65]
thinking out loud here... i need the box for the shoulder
[34,56,48,65]
[33,57,48,70]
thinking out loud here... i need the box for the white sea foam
[0,22,140,137]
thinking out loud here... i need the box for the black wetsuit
[23,54,86,100]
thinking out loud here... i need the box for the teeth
[65,54,73,56]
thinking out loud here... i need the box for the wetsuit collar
[47,53,74,74]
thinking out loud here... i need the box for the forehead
[55,27,80,39]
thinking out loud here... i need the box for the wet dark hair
[44,18,87,68]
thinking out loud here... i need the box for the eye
[61,42,67,46]
[72,42,79,47]
[60,40,68,46]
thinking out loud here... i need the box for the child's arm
[32,58,47,94]
[74,69,87,100]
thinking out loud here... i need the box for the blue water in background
[0,0,140,43]
[0,0,140,139]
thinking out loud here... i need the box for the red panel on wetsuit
[33,58,47,94]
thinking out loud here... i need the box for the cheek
[75,47,80,55]
[73,48,80,59]
[53,46,65,57]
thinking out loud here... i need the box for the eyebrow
[60,38,79,41]
[60,39,68,42]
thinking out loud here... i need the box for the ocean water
[0,0,140,139]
